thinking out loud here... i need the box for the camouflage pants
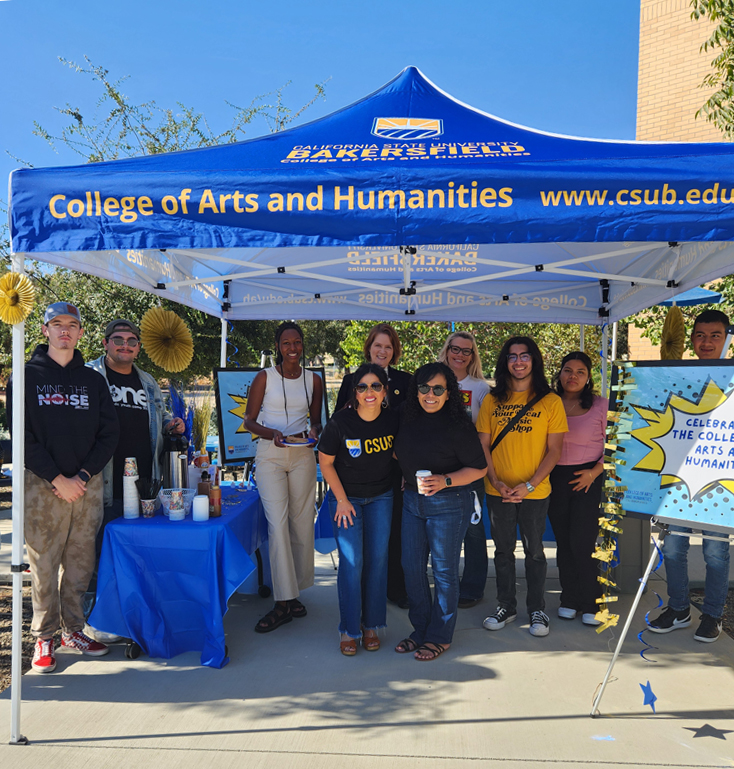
[24,470,104,639]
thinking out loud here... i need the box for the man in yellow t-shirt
[476,336,567,637]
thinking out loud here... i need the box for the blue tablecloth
[89,489,266,668]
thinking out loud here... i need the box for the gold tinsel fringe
[140,306,194,373]
[0,272,35,325]
[660,305,685,360]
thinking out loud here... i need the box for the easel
[591,520,733,717]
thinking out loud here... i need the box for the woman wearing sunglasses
[318,364,399,656]
[335,323,413,609]
[393,363,487,661]
[438,332,490,608]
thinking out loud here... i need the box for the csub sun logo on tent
[346,439,362,458]
[372,117,443,140]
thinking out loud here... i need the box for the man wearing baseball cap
[8,302,119,672]
[84,318,184,638]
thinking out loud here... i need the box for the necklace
[564,399,582,415]
[278,364,301,379]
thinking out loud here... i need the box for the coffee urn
[162,433,189,489]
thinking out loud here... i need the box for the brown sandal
[340,637,358,656]
[362,630,380,652]
[395,637,419,654]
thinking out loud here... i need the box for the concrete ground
[1,548,734,769]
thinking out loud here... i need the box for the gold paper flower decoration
[140,306,194,372]
[660,305,685,360]
[0,272,36,325]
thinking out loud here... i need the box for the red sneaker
[32,638,57,673]
[61,630,110,657]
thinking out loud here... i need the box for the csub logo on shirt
[346,439,362,458]
[371,117,443,140]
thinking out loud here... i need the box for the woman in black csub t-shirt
[318,363,399,657]
[393,362,487,661]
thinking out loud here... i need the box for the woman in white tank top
[244,322,323,633]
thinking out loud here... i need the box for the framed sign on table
[214,366,329,465]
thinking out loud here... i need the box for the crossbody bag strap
[490,393,544,453]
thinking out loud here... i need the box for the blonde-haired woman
[438,331,490,608]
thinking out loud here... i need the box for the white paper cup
[416,470,431,495]
[192,495,209,522]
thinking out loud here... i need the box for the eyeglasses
[109,336,139,348]
[417,384,447,396]
[355,382,384,393]
[507,353,531,363]
[448,344,473,357]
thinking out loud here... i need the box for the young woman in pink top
[548,351,607,626]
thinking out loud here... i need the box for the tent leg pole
[220,319,227,368]
[601,324,609,397]
[9,253,28,745]
[611,321,618,362]
[590,525,667,718]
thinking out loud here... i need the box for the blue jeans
[488,496,549,614]
[662,525,731,618]
[401,488,472,646]
[330,489,393,638]
[459,480,488,601]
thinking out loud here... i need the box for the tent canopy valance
[10,66,734,323]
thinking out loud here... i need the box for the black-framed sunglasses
[448,344,473,357]
[417,384,447,396]
[355,382,385,394]
[108,336,140,347]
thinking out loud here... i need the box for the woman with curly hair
[393,362,487,661]
[548,351,606,626]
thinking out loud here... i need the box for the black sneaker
[482,606,517,630]
[647,606,692,633]
[693,613,722,643]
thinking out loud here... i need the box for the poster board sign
[613,360,734,533]
[214,367,329,464]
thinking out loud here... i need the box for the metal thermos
[163,433,189,489]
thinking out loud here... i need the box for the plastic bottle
[197,470,211,497]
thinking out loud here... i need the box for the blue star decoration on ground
[640,680,657,713]
[684,724,733,740]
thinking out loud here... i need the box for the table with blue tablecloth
[89,489,267,668]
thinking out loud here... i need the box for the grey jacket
[87,355,171,506]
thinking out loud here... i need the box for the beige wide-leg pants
[24,470,104,639]
[255,440,316,601]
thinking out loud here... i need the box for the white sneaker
[557,607,577,620]
[84,624,123,644]
[529,611,550,637]
[582,613,602,626]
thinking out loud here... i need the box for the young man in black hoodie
[9,302,119,673]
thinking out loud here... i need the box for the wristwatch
[445,475,453,487]
[78,469,91,483]
[525,481,535,493]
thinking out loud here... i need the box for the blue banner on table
[614,360,734,533]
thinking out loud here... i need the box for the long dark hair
[491,336,550,403]
[348,363,389,410]
[403,362,470,426]
[554,351,595,410]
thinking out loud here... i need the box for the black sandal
[395,637,419,654]
[289,599,307,618]
[414,642,447,661]
[254,602,292,633]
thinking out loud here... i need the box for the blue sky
[1,0,641,198]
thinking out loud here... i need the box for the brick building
[629,0,723,360]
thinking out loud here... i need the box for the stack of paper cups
[192,495,209,521]
[169,489,185,521]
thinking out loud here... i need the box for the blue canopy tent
[7,67,734,741]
